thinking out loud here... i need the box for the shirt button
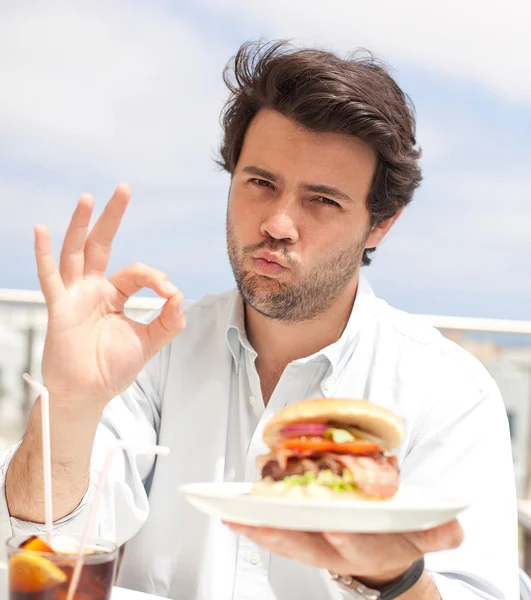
[249,395,257,407]
[323,379,332,391]
[249,552,261,565]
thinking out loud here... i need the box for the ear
[365,208,404,250]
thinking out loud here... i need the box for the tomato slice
[277,439,381,455]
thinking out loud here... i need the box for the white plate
[0,565,5,600]
[112,586,166,599]
[180,482,470,533]
[0,578,165,600]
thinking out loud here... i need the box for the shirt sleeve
[0,321,170,557]
[400,371,520,600]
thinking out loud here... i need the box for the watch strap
[330,557,425,600]
[378,557,425,600]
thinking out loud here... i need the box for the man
[0,40,519,599]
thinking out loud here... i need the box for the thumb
[142,292,186,358]
[404,519,464,555]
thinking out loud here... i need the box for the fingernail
[325,533,346,545]
[162,281,178,294]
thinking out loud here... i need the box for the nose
[259,195,299,244]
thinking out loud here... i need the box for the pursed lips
[253,251,287,268]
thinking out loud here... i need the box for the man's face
[227,109,381,322]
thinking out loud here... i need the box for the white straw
[22,374,53,546]
[66,441,170,600]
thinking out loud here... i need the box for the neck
[245,276,360,367]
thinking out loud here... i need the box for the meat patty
[262,454,344,480]
[261,452,399,499]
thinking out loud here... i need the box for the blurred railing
[0,288,163,449]
[1,288,531,567]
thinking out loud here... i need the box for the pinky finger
[34,225,65,304]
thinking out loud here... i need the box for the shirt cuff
[0,444,94,561]
[429,571,500,600]
[330,570,501,599]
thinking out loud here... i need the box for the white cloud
[0,0,233,260]
[370,168,531,300]
[0,0,530,319]
[0,0,228,184]
[204,0,531,103]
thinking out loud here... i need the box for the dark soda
[7,535,117,600]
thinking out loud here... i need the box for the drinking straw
[66,441,170,600]
[22,373,53,545]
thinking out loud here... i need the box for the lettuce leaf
[283,469,358,492]
[323,428,356,443]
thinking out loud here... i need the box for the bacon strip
[256,448,317,471]
[335,454,399,499]
[259,449,400,500]
[276,448,292,470]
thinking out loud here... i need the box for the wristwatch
[330,557,425,599]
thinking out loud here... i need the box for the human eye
[250,178,273,188]
[315,196,340,207]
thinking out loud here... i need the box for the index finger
[83,183,131,276]
[404,519,464,554]
[34,225,65,305]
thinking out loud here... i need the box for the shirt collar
[319,273,375,381]
[225,273,376,376]
[226,290,252,372]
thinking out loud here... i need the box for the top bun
[262,398,403,451]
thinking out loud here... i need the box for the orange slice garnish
[20,535,55,554]
[9,552,67,593]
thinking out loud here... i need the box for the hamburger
[252,398,402,500]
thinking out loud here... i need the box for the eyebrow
[241,165,353,204]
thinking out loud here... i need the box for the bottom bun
[250,479,377,501]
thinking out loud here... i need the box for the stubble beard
[226,218,369,323]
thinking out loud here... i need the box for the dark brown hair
[218,40,422,266]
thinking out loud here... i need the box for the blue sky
[1,0,530,319]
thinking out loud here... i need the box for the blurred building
[0,290,162,449]
[441,328,531,496]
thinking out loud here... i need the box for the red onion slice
[280,424,329,437]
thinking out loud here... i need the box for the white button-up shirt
[0,275,519,599]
